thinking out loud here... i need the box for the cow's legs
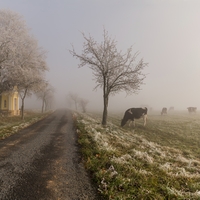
[128,120,135,127]
[143,114,147,126]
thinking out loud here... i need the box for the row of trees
[0,9,54,119]
[1,10,147,125]
[66,92,89,113]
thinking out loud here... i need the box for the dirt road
[0,109,101,200]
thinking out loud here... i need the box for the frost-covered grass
[0,110,52,140]
[76,111,200,199]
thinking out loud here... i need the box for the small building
[0,86,20,116]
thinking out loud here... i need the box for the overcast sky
[1,0,200,112]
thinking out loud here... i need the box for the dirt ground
[0,109,102,200]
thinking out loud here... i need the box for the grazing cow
[187,107,197,113]
[161,107,167,115]
[169,107,174,111]
[121,107,148,127]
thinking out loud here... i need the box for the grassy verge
[0,110,52,140]
[76,111,200,199]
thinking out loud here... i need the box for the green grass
[0,110,52,140]
[76,111,200,199]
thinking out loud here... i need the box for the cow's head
[121,117,129,127]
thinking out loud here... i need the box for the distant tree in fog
[68,92,79,110]
[67,93,89,113]
[36,82,55,113]
[79,98,89,113]
[70,29,147,125]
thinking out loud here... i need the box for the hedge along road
[0,109,101,200]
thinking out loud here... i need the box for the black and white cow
[161,107,167,115]
[187,107,197,113]
[121,107,148,127]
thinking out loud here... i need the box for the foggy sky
[1,0,200,112]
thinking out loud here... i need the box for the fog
[1,0,200,113]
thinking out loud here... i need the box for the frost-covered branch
[70,28,148,125]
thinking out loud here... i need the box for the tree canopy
[0,9,48,118]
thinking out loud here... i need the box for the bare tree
[18,76,45,120]
[68,92,79,111]
[79,98,89,113]
[70,29,148,125]
[16,37,47,119]
[36,82,55,113]
[44,93,55,111]
[66,93,89,113]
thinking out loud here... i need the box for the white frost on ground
[77,112,200,198]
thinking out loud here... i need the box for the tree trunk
[102,95,108,126]
[20,88,28,120]
[41,97,45,113]
[21,98,25,120]
[45,100,48,111]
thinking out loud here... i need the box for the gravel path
[0,109,101,200]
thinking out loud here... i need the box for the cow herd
[160,106,197,115]
[121,106,197,127]
[187,107,197,113]
[161,107,167,115]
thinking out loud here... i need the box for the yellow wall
[0,87,20,116]
[1,94,9,110]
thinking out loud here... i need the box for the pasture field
[76,110,200,199]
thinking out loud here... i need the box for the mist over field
[1,0,200,113]
[1,1,200,198]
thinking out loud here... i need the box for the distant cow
[161,107,167,115]
[187,107,197,113]
[121,107,148,127]
[169,107,174,111]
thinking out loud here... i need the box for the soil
[0,109,102,200]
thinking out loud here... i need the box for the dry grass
[0,110,52,140]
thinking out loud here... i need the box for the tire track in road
[0,112,59,200]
